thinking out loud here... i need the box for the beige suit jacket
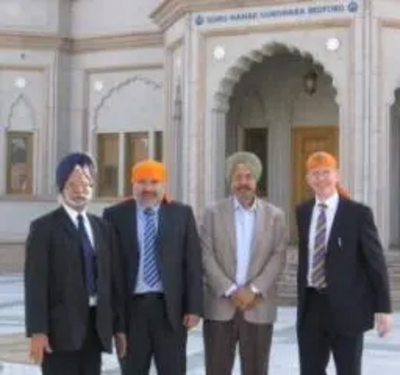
[200,197,288,324]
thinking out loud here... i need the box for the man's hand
[114,333,127,358]
[183,314,200,330]
[375,313,393,337]
[231,287,258,310]
[30,334,52,365]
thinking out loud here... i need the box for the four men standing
[24,150,393,374]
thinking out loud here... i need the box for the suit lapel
[55,207,84,279]
[327,196,346,249]
[87,215,100,250]
[221,198,237,273]
[155,202,168,265]
[299,199,314,272]
[87,215,103,278]
[248,200,266,271]
[126,200,139,251]
[57,207,80,242]
[123,200,139,282]
[302,199,315,241]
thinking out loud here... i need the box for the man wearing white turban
[200,151,288,375]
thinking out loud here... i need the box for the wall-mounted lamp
[303,70,318,95]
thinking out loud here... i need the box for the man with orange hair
[296,151,392,375]
[103,159,203,375]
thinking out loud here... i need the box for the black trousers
[124,293,187,375]
[42,308,102,375]
[297,289,364,375]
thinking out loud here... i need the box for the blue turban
[56,152,96,192]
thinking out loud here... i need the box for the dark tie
[142,208,161,288]
[77,214,97,296]
[311,203,328,289]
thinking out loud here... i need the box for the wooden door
[291,126,338,240]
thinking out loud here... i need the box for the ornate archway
[205,43,341,219]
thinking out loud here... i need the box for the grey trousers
[203,312,273,375]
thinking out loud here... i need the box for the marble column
[164,43,184,200]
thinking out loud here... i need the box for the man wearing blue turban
[24,152,126,375]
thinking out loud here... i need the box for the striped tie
[311,203,328,289]
[142,208,161,288]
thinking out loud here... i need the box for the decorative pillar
[164,39,184,200]
[207,102,228,203]
[184,25,203,211]
[0,126,6,195]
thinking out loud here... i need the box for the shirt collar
[62,203,87,223]
[315,192,339,210]
[233,196,258,212]
[137,204,160,215]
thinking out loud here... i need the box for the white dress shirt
[63,204,97,306]
[307,193,339,286]
[225,197,257,296]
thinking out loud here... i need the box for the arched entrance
[219,44,339,240]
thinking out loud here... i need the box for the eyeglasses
[135,181,162,187]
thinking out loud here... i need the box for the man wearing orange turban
[103,159,203,375]
[295,151,392,375]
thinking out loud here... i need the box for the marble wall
[2,0,400,247]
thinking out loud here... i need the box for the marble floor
[0,274,399,374]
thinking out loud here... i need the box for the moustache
[237,185,252,190]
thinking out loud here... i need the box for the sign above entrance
[193,1,359,27]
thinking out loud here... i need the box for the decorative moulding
[0,31,69,51]
[0,31,163,53]
[6,94,37,130]
[71,31,163,53]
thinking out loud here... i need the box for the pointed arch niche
[1,94,38,195]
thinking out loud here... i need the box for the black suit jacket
[296,196,391,334]
[24,207,125,352]
[103,199,203,331]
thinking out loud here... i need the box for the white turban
[225,152,262,182]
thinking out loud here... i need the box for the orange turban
[131,160,167,183]
[306,151,350,199]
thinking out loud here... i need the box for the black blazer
[24,207,125,352]
[296,197,392,334]
[103,199,203,331]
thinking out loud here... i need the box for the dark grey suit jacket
[103,199,203,331]
[24,207,125,352]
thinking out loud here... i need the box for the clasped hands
[230,286,261,310]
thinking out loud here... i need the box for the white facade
[0,0,400,251]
